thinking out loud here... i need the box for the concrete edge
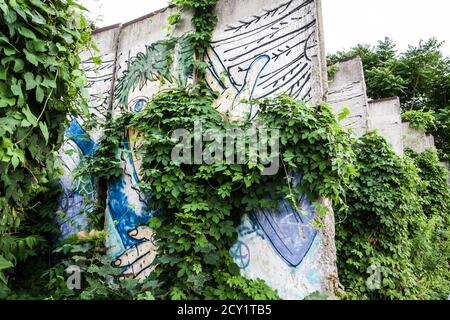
[93,5,174,34]
[368,96,400,104]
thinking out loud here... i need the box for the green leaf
[11,82,22,97]
[338,107,350,121]
[3,47,16,56]
[149,217,162,229]
[11,154,20,169]
[92,56,102,65]
[24,49,38,66]
[18,26,37,40]
[13,58,24,72]
[0,66,6,80]
[39,121,49,144]
[0,117,19,134]
[32,40,47,52]
[20,119,31,127]
[30,11,46,25]
[24,72,37,90]
[25,237,35,249]
[36,86,44,103]
[41,78,56,89]
[67,0,88,11]
[29,0,47,12]
[0,256,13,271]
[23,106,38,126]
[0,97,16,108]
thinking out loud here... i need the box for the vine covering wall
[0,0,95,298]
[2,0,447,301]
[55,0,345,300]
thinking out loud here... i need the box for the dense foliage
[1,0,448,301]
[77,88,355,299]
[407,148,450,298]
[401,110,437,132]
[0,0,94,298]
[336,133,449,300]
[328,38,450,160]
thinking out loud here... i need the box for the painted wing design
[210,0,317,101]
[81,53,116,123]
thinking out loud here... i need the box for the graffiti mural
[207,0,317,119]
[56,51,117,238]
[59,0,328,298]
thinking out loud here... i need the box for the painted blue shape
[230,240,250,270]
[133,99,146,112]
[56,119,99,239]
[107,178,154,248]
[66,119,98,156]
[58,191,92,239]
[107,136,159,249]
[253,189,317,267]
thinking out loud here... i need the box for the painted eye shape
[133,99,147,112]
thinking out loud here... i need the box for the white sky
[80,0,450,55]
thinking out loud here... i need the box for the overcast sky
[80,0,450,55]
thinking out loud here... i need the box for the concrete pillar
[368,97,404,155]
[402,122,436,154]
[327,57,370,138]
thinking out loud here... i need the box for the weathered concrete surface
[59,0,338,300]
[327,57,369,138]
[368,97,404,155]
[441,161,450,184]
[402,122,436,154]
[209,0,328,119]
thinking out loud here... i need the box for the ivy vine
[0,0,95,298]
[336,133,449,300]
[401,109,437,133]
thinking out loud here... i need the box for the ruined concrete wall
[327,58,438,158]
[368,97,404,155]
[327,58,369,138]
[58,0,337,300]
[402,122,436,154]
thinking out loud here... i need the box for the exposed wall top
[327,57,369,137]
[89,0,328,119]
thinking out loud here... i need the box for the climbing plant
[78,86,356,299]
[0,0,94,297]
[406,148,450,299]
[335,132,450,300]
[401,110,437,133]
[3,0,447,302]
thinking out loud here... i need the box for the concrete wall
[57,0,339,299]
[327,58,439,158]
[368,97,404,155]
[327,58,369,138]
[402,122,436,154]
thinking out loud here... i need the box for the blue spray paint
[57,118,98,238]
[253,174,317,267]
[107,137,158,250]
[66,118,98,156]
